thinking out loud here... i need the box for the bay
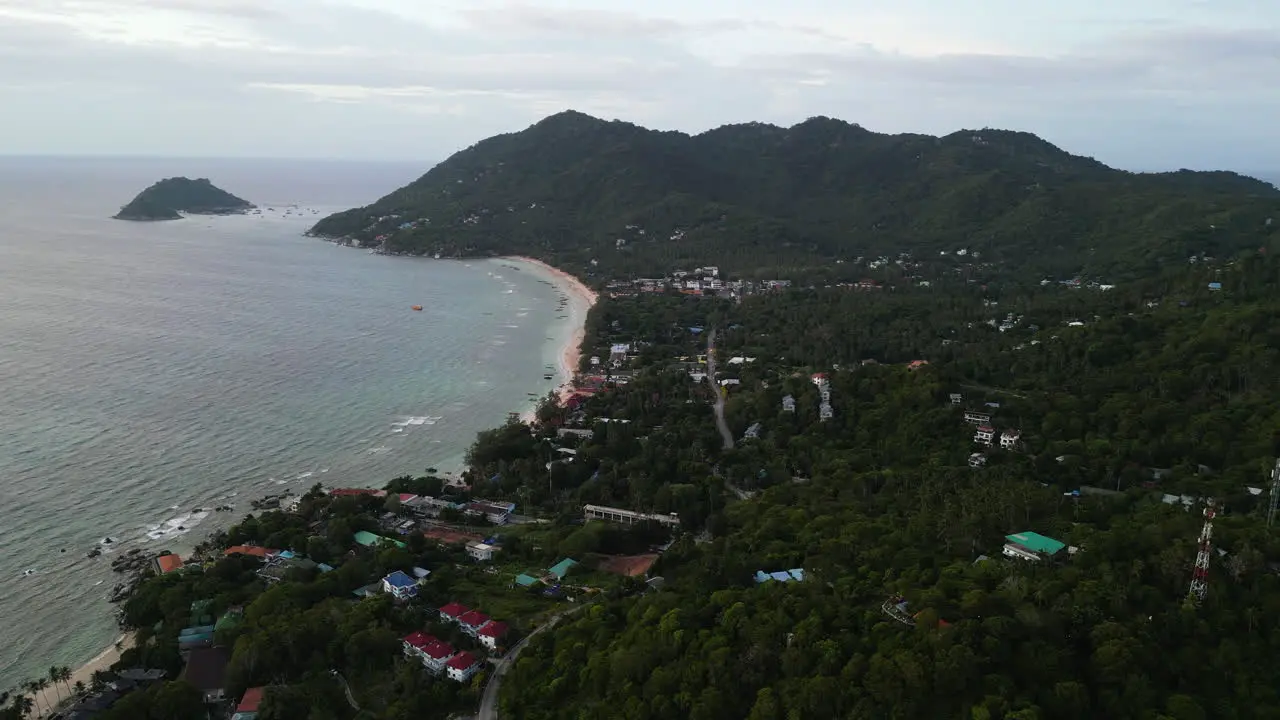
[0,158,577,690]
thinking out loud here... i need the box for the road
[704,328,734,450]
[329,669,361,711]
[477,604,590,720]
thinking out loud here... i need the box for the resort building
[477,621,509,650]
[381,570,419,600]
[445,652,482,683]
[1000,430,1022,450]
[975,425,996,446]
[963,411,991,425]
[1002,531,1066,562]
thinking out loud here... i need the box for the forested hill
[113,177,254,221]
[310,111,1278,280]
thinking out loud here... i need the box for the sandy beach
[503,256,598,420]
[29,632,136,718]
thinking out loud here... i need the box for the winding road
[477,604,591,720]
[705,328,735,450]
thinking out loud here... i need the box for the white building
[1000,430,1022,450]
[963,411,991,425]
[466,541,498,562]
[584,504,681,527]
[975,425,995,446]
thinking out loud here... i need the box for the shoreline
[31,632,136,718]
[501,256,598,421]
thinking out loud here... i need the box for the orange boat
[411,305,423,311]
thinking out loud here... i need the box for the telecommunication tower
[1187,500,1217,604]
[1267,459,1280,527]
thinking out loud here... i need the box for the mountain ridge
[310,111,1278,279]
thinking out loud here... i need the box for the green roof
[548,558,578,579]
[515,573,540,587]
[354,530,406,549]
[1005,531,1065,555]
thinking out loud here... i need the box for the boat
[411,305,423,311]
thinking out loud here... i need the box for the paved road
[704,328,734,450]
[477,604,590,720]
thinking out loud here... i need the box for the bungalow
[458,610,491,636]
[231,687,265,720]
[1000,429,1022,450]
[975,425,995,445]
[477,620,509,650]
[1003,531,1066,562]
[154,554,183,574]
[445,651,482,683]
[180,647,230,704]
[438,602,469,624]
[381,570,419,600]
[466,541,498,562]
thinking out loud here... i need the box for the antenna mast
[1187,500,1217,604]
[1267,459,1280,527]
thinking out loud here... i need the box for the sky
[1,0,1277,172]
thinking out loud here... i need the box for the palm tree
[34,679,51,713]
[74,680,86,697]
[20,681,42,715]
[13,695,34,718]
[46,667,63,703]
[57,667,73,699]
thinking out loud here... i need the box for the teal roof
[515,573,540,587]
[1005,531,1065,555]
[354,530,406,549]
[549,558,578,579]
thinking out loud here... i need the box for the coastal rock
[113,177,254,221]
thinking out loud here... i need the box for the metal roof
[1005,531,1065,555]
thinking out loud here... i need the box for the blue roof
[549,558,578,579]
[384,570,416,588]
[769,571,792,582]
[277,550,296,560]
[1208,282,1222,289]
[753,570,770,583]
[317,563,335,573]
[787,569,805,581]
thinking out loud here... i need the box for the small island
[113,177,254,221]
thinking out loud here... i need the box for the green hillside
[310,111,1278,280]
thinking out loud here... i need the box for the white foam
[367,446,390,455]
[297,471,314,479]
[143,509,210,542]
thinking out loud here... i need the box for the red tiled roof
[156,554,183,573]
[423,640,455,660]
[403,631,434,649]
[236,687,265,713]
[977,425,994,432]
[439,602,469,618]
[398,493,418,502]
[224,546,270,558]
[477,620,508,638]
[457,610,490,627]
[445,651,478,670]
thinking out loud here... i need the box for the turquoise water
[0,159,580,690]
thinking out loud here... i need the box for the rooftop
[236,687,265,713]
[549,557,578,579]
[478,620,509,638]
[446,651,478,670]
[180,647,230,691]
[458,610,491,627]
[1005,531,1066,555]
[384,570,416,588]
[439,602,469,618]
[403,631,433,649]
[155,554,183,573]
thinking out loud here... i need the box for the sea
[0,157,585,690]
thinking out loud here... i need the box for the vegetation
[309,110,1278,281]
[113,177,254,221]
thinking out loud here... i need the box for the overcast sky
[1,0,1277,172]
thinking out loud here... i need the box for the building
[753,568,805,583]
[968,453,987,468]
[458,610,491,636]
[907,360,930,370]
[328,487,387,498]
[465,501,514,525]
[1000,429,1022,450]
[224,546,272,559]
[1002,531,1066,562]
[975,425,995,445]
[421,639,456,674]
[381,570,419,600]
[583,504,681,527]
[445,651,482,683]
[548,558,578,581]
[949,393,963,405]
[402,631,433,660]
[438,602,469,623]
[154,554,183,574]
[819,403,833,421]
[963,411,991,425]
[477,620,509,649]
[782,395,795,412]
[180,647,230,704]
[466,541,498,562]
[231,687,265,720]
[743,422,762,440]
[354,530,406,549]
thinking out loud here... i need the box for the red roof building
[423,640,454,661]
[457,610,491,633]
[223,546,271,558]
[398,493,418,503]
[155,554,183,574]
[477,620,509,649]
[234,686,265,715]
[402,631,433,652]
[445,651,481,682]
[438,602,469,621]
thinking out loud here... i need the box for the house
[421,639,456,674]
[466,541,498,562]
[477,620,510,649]
[402,631,433,659]
[445,651,482,683]
[811,373,828,387]
[1003,531,1066,562]
[782,395,795,412]
[548,558,578,580]
[514,573,541,588]
[1000,429,1022,450]
[381,570,419,600]
[949,393,962,405]
[231,687,265,720]
[458,610,491,636]
[963,411,991,425]
[1208,282,1222,291]
[178,625,216,654]
[353,530,406,549]
[438,602,469,623]
[753,568,805,583]
[968,453,987,468]
[224,546,271,559]
[974,425,995,445]
[465,501,513,525]
[819,403,833,421]
[742,422,762,440]
[154,554,183,574]
[907,360,930,370]
[180,647,230,703]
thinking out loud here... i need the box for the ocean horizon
[0,158,588,691]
